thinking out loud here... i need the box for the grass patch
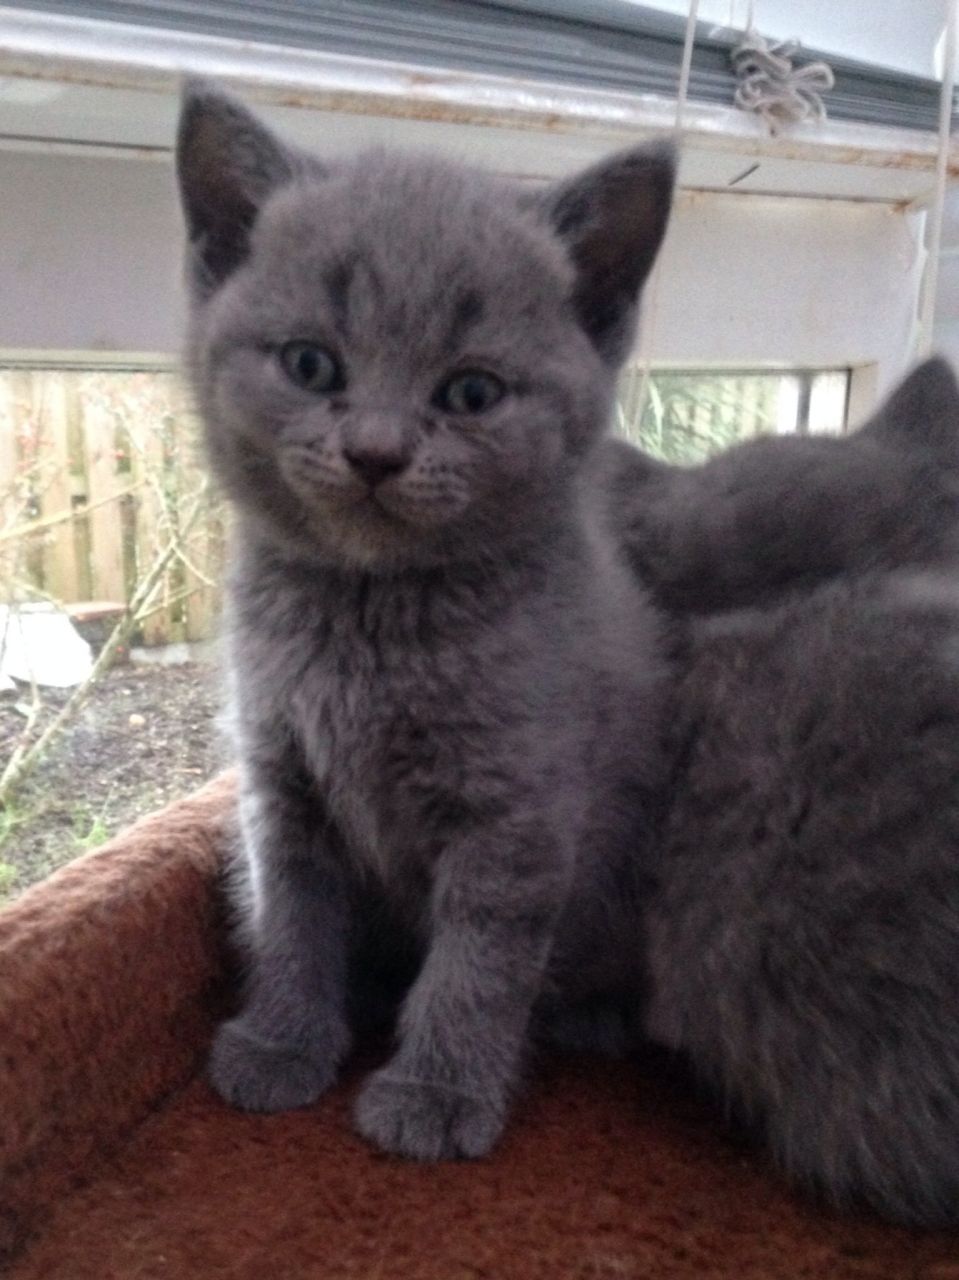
[72,802,112,853]
[0,860,16,898]
[0,801,30,901]
[0,799,28,849]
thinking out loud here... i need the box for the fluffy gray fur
[176,81,674,1160]
[623,359,959,1225]
[604,357,959,614]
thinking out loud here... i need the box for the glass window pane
[617,367,851,463]
[807,370,851,433]
[774,376,802,435]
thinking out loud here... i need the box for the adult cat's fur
[605,357,959,613]
[646,567,959,1225]
[176,82,674,1160]
[625,360,959,1224]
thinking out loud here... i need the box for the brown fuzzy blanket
[2,777,958,1279]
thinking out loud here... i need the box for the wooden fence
[0,366,224,646]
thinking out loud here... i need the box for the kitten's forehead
[248,153,571,343]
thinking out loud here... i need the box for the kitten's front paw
[354,1070,505,1160]
[208,1017,342,1113]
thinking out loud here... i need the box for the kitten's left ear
[540,143,677,365]
[176,79,299,299]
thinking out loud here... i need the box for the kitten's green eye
[279,341,343,393]
[436,370,504,416]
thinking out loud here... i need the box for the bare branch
[0,484,142,546]
[0,479,211,808]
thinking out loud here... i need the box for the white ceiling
[1,2,952,357]
[0,2,952,199]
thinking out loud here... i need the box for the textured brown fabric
[0,773,235,1265]
[3,779,959,1278]
[8,1060,959,1279]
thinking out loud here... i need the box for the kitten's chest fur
[236,553,533,882]
[291,630,456,880]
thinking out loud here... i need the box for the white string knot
[730,28,835,132]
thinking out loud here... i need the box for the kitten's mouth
[334,481,433,536]
[280,456,466,543]
[282,453,404,521]
[280,446,467,534]
[355,482,407,518]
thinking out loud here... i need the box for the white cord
[634,0,699,437]
[730,29,835,132]
[674,0,700,132]
[919,0,958,358]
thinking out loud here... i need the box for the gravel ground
[0,658,226,901]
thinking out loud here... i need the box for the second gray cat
[605,357,959,613]
[614,360,959,1225]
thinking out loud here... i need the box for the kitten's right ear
[538,143,677,366]
[860,356,959,455]
[176,79,295,298]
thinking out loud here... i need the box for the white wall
[0,149,925,410]
[0,150,184,356]
[648,189,924,406]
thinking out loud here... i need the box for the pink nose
[343,447,408,489]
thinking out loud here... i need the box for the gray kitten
[604,357,959,613]
[176,82,673,1160]
[620,361,959,1224]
